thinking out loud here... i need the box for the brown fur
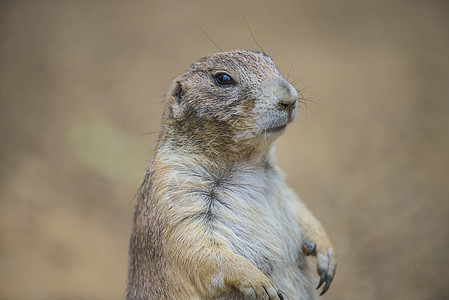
[126,50,336,300]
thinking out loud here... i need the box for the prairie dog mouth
[265,124,287,134]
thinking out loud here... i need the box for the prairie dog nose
[277,79,298,111]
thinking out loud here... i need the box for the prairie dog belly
[185,163,315,299]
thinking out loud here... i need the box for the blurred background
[1,1,448,299]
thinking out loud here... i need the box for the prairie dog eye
[214,72,234,86]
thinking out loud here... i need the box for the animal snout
[278,98,296,111]
[277,80,298,112]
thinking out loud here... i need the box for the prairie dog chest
[173,161,303,272]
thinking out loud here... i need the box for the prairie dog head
[164,50,298,152]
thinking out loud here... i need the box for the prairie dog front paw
[224,257,284,300]
[302,238,337,295]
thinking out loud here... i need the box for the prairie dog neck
[155,134,278,177]
[161,145,274,178]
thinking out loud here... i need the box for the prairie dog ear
[166,77,185,119]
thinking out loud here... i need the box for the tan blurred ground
[1,1,448,299]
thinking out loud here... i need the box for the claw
[316,269,326,290]
[277,291,284,300]
[319,275,333,295]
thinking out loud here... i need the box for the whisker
[298,97,330,109]
[287,56,296,81]
[296,83,319,93]
[291,77,308,86]
[143,131,160,136]
[298,98,319,119]
[243,15,264,53]
[196,22,223,52]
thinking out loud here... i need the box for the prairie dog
[126,50,336,300]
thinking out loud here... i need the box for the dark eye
[214,73,234,86]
